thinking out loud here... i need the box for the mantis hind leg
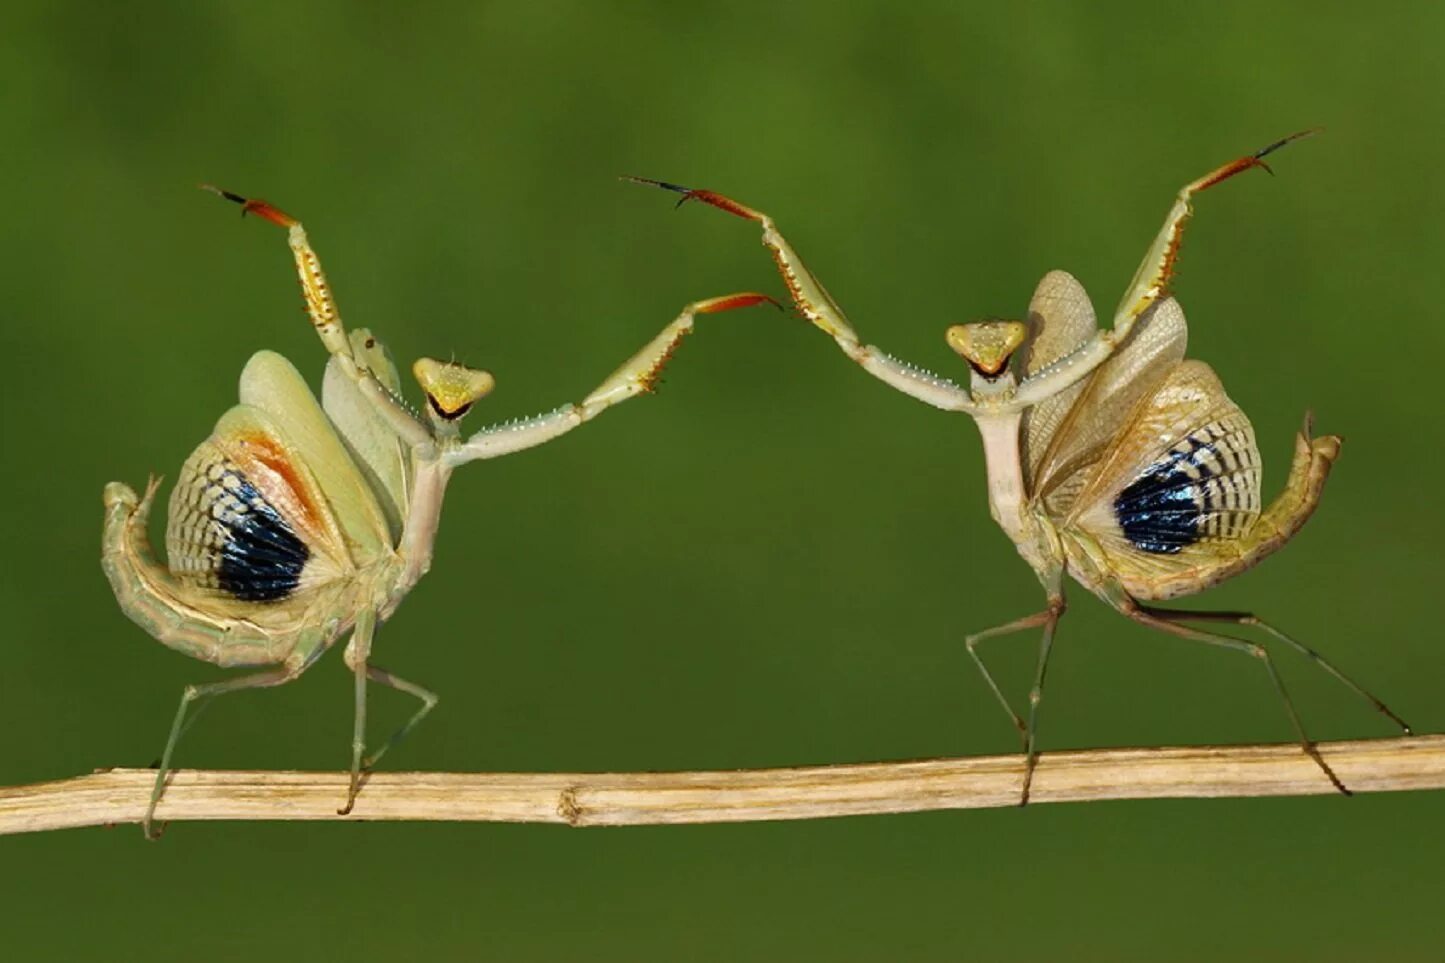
[147,663,306,839]
[1144,607,1410,735]
[1119,600,1351,795]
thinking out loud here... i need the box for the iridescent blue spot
[1114,440,1217,555]
[216,473,309,601]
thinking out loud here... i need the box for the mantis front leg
[1110,129,1318,332]
[626,178,976,413]
[450,292,778,464]
[207,186,436,451]
[203,186,354,360]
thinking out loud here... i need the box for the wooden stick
[3,735,1440,835]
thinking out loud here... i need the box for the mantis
[629,132,1411,803]
[101,187,773,836]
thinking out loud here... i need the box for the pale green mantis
[630,131,1411,803]
[102,188,773,836]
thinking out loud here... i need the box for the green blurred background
[3,2,1442,959]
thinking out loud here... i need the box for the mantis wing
[322,329,411,544]
[1065,359,1262,595]
[1027,297,1188,516]
[239,350,393,561]
[167,404,353,602]
[1019,270,1099,488]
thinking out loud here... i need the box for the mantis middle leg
[340,609,438,815]
[964,574,1067,805]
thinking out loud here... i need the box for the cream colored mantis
[630,132,1411,803]
[102,188,774,836]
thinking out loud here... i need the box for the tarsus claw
[200,184,297,228]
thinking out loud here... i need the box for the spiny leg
[1112,129,1318,330]
[453,293,779,462]
[147,664,304,839]
[205,186,434,452]
[1147,607,1411,735]
[1124,601,1351,795]
[625,177,976,412]
[624,176,857,344]
[202,185,354,361]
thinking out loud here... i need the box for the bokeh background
[3,2,1442,960]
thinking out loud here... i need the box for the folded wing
[1019,270,1098,488]
[322,329,411,543]
[239,350,394,560]
[1027,296,1188,517]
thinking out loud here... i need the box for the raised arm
[203,186,433,447]
[625,177,975,413]
[1011,130,1318,407]
[450,292,776,465]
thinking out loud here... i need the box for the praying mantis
[101,187,773,836]
[629,131,1411,803]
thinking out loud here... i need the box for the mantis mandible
[102,188,773,836]
[630,132,1411,803]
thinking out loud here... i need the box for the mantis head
[412,357,496,432]
[945,320,1028,401]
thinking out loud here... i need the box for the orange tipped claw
[1196,128,1319,191]
[622,176,766,222]
[694,292,782,314]
[200,184,298,227]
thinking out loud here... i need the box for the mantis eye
[945,320,1028,377]
[412,357,495,421]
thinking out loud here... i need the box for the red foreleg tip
[696,292,782,314]
[1197,129,1320,192]
[199,184,297,227]
[621,175,763,222]
[681,189,764,222]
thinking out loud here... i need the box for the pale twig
[2,735,1440,835]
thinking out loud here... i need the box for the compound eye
[412,357,495,421]
[945,321,1028,377]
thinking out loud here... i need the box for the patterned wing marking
[1069,360,1263,585]
[1112,410,1260,554]
[171,460,310,600]
[167,406,350,602]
